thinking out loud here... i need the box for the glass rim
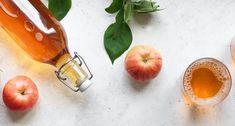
[230,37,235,61]
[182,57,232,106]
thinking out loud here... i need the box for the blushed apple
[2,76,39,112]
[125,45,162,81]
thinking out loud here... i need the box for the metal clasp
[55,52,93,92]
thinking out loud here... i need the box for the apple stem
[143,59,147,63]
[20,90,26,95]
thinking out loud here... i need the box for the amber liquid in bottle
[0,0,92,92]
[0,0,68,64]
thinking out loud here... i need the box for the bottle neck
[55,53,72,68]
[55,53,91,92]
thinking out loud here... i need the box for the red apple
[125,45,162,81]
[2,76,39,112]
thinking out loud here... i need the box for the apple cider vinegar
[183,58,231,106]
[0,0,67,64]
[190,67,222,98]
[0,0,93,92]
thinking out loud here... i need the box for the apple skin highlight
[125,45,162,82]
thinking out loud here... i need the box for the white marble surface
[1,0,235,125]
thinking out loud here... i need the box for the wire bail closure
[55,52,93,92]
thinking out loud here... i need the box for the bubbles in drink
[24,21,34,32]
[35,32,43,41]
[183,58,231,106]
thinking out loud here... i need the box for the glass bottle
[0,0,93,92]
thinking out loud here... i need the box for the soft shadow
[6,109,30,122]
[188,105,213,122]
[133,13,154,25]
[5,99,39,122]
[48,77,90,105]
[126,73,149,92]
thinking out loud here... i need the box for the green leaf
[124,0,134,22]
[105,0,124,14]
[49,0,71,21]
[133,0,161,13]
[104,23,132,63]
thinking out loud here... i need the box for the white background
[0,0,235,125]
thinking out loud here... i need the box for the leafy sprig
[104,0,161,64]
[47,0,160,64]
[104,7,132,63]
